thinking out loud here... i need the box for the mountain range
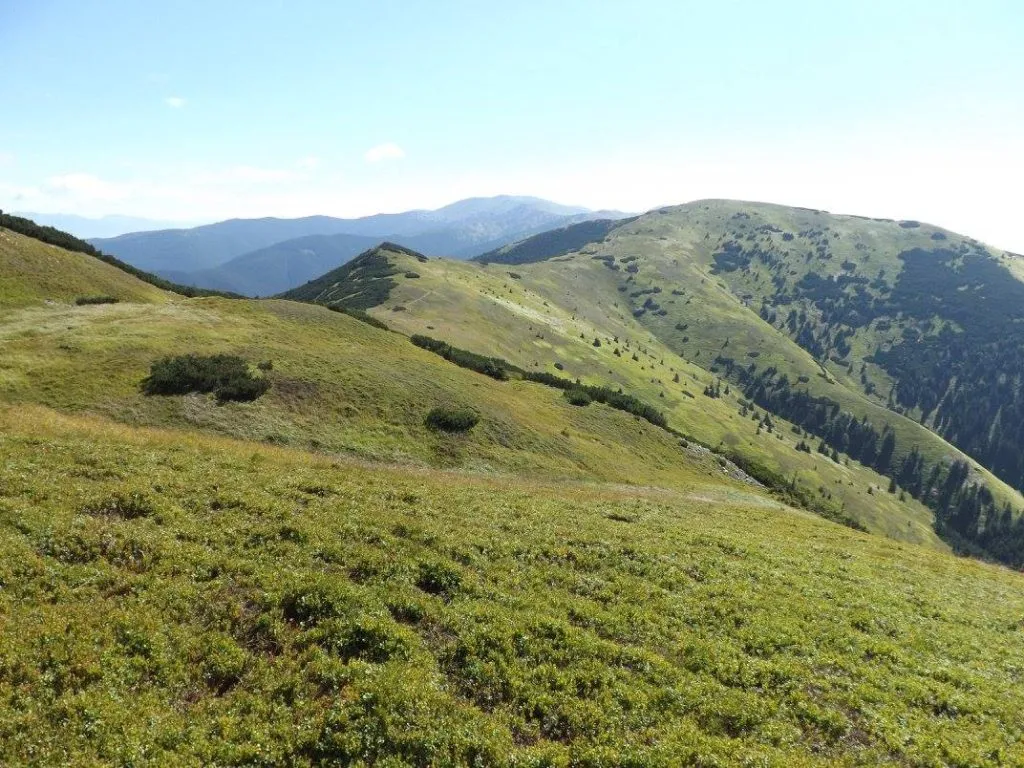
[3,203,1024,764]
[86,196,632,296]
[14,211,188,239]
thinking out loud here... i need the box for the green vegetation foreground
[1,406,1022,766]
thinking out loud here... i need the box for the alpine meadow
[3,2,1024,765]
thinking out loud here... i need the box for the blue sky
[1,0,1022,248]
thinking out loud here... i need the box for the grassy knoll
[324,247,943,546]
[1,405,1023,765]
[0,227,169,310]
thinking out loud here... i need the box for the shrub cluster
[425,407,479,433]
[327,304,390,330]
[409,334,668,428]
[411,335,515,380]
[75,295,119,306]
[563,388,592,406]
[524,371,667,428]
[142,354,270,403]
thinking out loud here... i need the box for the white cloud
[0,152,14,167]
[46,173,129,201]
[364,143,405,163]
[296,155,321,170]
[193,165,300,184]
[164,96,186,109]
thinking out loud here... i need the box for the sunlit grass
[1,404,1022,765]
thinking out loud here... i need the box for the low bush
[75,295,119,306]
[81,491,157,520]
[425,407,479,433]
[142,354,270,403]
[564,388,592,406]
[327,304,390,330]
[411,335,515,380]
[416,561,463,599]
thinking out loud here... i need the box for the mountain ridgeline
[5,211,1024,764]
[89,196,633,295]
[289,201,1024,567]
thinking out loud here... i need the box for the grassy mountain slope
[0,240,744,491]
[0,227,169,310]
[0,213,238,300]
[476,217,631,265]
[3,404,1024,765]
[294,246,945,547]
[591,202,1024,560]
[293,210,1024,563]
[6,216,1024,765]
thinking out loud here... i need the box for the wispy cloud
[0,152,14,167]
[47,173,128,201]
[164,96,186,109]
[365,143,405,163]
[296,155,322,170]
[194,165,300,184]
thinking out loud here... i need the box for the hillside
[0,227,169,310]
[4,215,1024,765]
[88,196,633,286]
[0,235,743,492]
[4,402,1024,766]
[292,207,1024,566]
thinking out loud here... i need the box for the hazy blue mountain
[174,233,383,296]
[14,212,188,239]
[87,196,633,293]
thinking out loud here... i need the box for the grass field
[2,404,1023,765]
[4,225,1024,765]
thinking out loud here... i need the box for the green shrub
[281,579,362,627]
[142,354,270,403]
[404,271,421,279]
[564,388,592,406]
[75,295,119,306]
[311,615,411,662]
[415,561,463,599]
[411,335,515,380]
[199,633,248,693]
[81,491,157,520]
[425,407,479,433]
[327,304,390,330]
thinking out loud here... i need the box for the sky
[1,0,1023,249]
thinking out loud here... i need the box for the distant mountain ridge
[88,196,633,294]
[14,212,188,239]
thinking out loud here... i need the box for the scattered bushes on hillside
[409,333,668,429]
[411,335,513,380]
[75,295,119,306]
[328,304,390,330]
[142,354,270,403]
[425,407,479,433]
[524,371,667,428]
